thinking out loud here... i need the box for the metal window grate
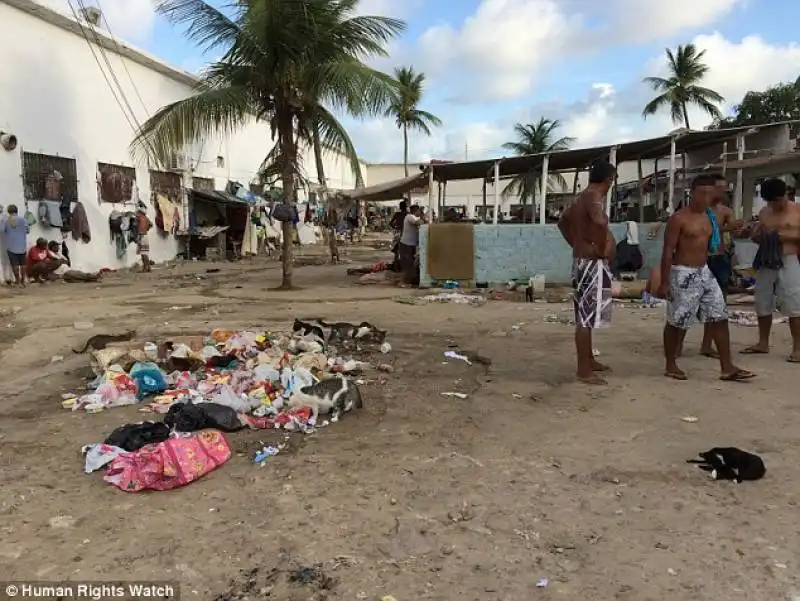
[192,176,214,192]
[97,162,136,203]
[22,152,78,202]
[150,170,182,203]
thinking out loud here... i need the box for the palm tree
[642,44,724,129]
[501,118,574,221]
[385,66,441,176]
[129,0,403,288]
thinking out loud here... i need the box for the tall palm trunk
[312,124,338,263]
[682,103,691,129]
[403,123,409,177]
[278,111,296,289]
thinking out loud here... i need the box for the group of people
[559,160,800,385]
[0,201,151,286]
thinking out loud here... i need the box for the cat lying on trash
[292,318,386,348]
[286,376,363,423]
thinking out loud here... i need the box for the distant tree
[712,76,800,136]
[385,66,442,177]
[501,118,575,218]
[642,44,724,129]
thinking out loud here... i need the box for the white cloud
[354,0,424,18]
[417,0,581,101]
[352,32,800,162]
[37,0,156,42]
[611,0,742,42]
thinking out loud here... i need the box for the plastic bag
[129,362,168,400]
[211,384,252,413]
[104,421,170,452]
[163,402,245,433]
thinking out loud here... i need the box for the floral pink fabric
[104,430,231,492]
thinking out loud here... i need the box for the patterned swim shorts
[666,265,727,330]
[572,258,613,329]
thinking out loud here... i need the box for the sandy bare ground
[0,245,799,601]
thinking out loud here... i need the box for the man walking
[558,160,616,385]
[740,178,800,361]
[659,174,754,381]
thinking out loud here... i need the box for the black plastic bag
[163,402,245,433]
[104,421,170,452]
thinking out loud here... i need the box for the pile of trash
[70,324,389,492]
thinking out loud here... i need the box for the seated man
[46,240,102,283]
[27,238,62,282]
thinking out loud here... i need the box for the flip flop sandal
[740,347,769,354]
[664,371,688,381]
[720,369,756,382]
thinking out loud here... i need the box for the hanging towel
[114,232,128,259]
[753,230,783,270]
[625,221,639,245]
[706,208,721,255]
[70,201,91,243]
[156,194,175,233]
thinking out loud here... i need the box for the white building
[365,160,657,219]
[0,0,365,272]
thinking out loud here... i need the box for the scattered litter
[254,445,280,465]
[73,321,94,331]
[536,578,548,588]
[444,350,472,365]
[441,392,468,399]
[50,355,64,363]
[681,416,699,423]
[49,515,77,529]
[381,596,398,601]
[730,310,788,327]
[380,342,392,354]
[69,320,390,491]
[394,292,486,306]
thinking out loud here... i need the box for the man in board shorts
[558,160,617,385]
[658,174,754,382]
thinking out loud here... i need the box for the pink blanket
[105,430,231,492]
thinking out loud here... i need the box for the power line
[73,0,142,132]
[92,0,150,117]
[65,0,138,134]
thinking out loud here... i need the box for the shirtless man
[740,178,800,361]
[558,160,616,385]
[699,173,742,358]
[659,174,754,382]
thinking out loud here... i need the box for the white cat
[286,377,363,423]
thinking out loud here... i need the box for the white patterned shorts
[666,265,727,330]
[572,258,613,329]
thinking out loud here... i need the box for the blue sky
[47,0,800,162]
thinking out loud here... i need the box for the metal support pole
[637,158,644,223]
[427,165,434,218]
[539,154,549,224]
[734,134,745,218]
[492,161,500,224]
[667,137,677,213]
[572,167,580,195]
[605,146,617,216]
[721,142,728,176]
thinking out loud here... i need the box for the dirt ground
[1,241,799,601]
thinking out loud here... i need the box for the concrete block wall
[419,223,757,286]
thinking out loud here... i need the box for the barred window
[22,152,78,202]
[97,162,136,203]
[150,170,182,203]
[192,176,214,192]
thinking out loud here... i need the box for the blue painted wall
[419,223,757,286]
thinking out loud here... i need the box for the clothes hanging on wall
[38,200,63,228]
[61,241,71,267]
[70,201,91,243]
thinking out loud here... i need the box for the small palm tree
[385,66,441,176]
[130,0,402,289]
[501,118,574,219]
[642,44,724,129]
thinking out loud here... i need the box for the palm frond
[130,85,253,166]
[312,104,365,187]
